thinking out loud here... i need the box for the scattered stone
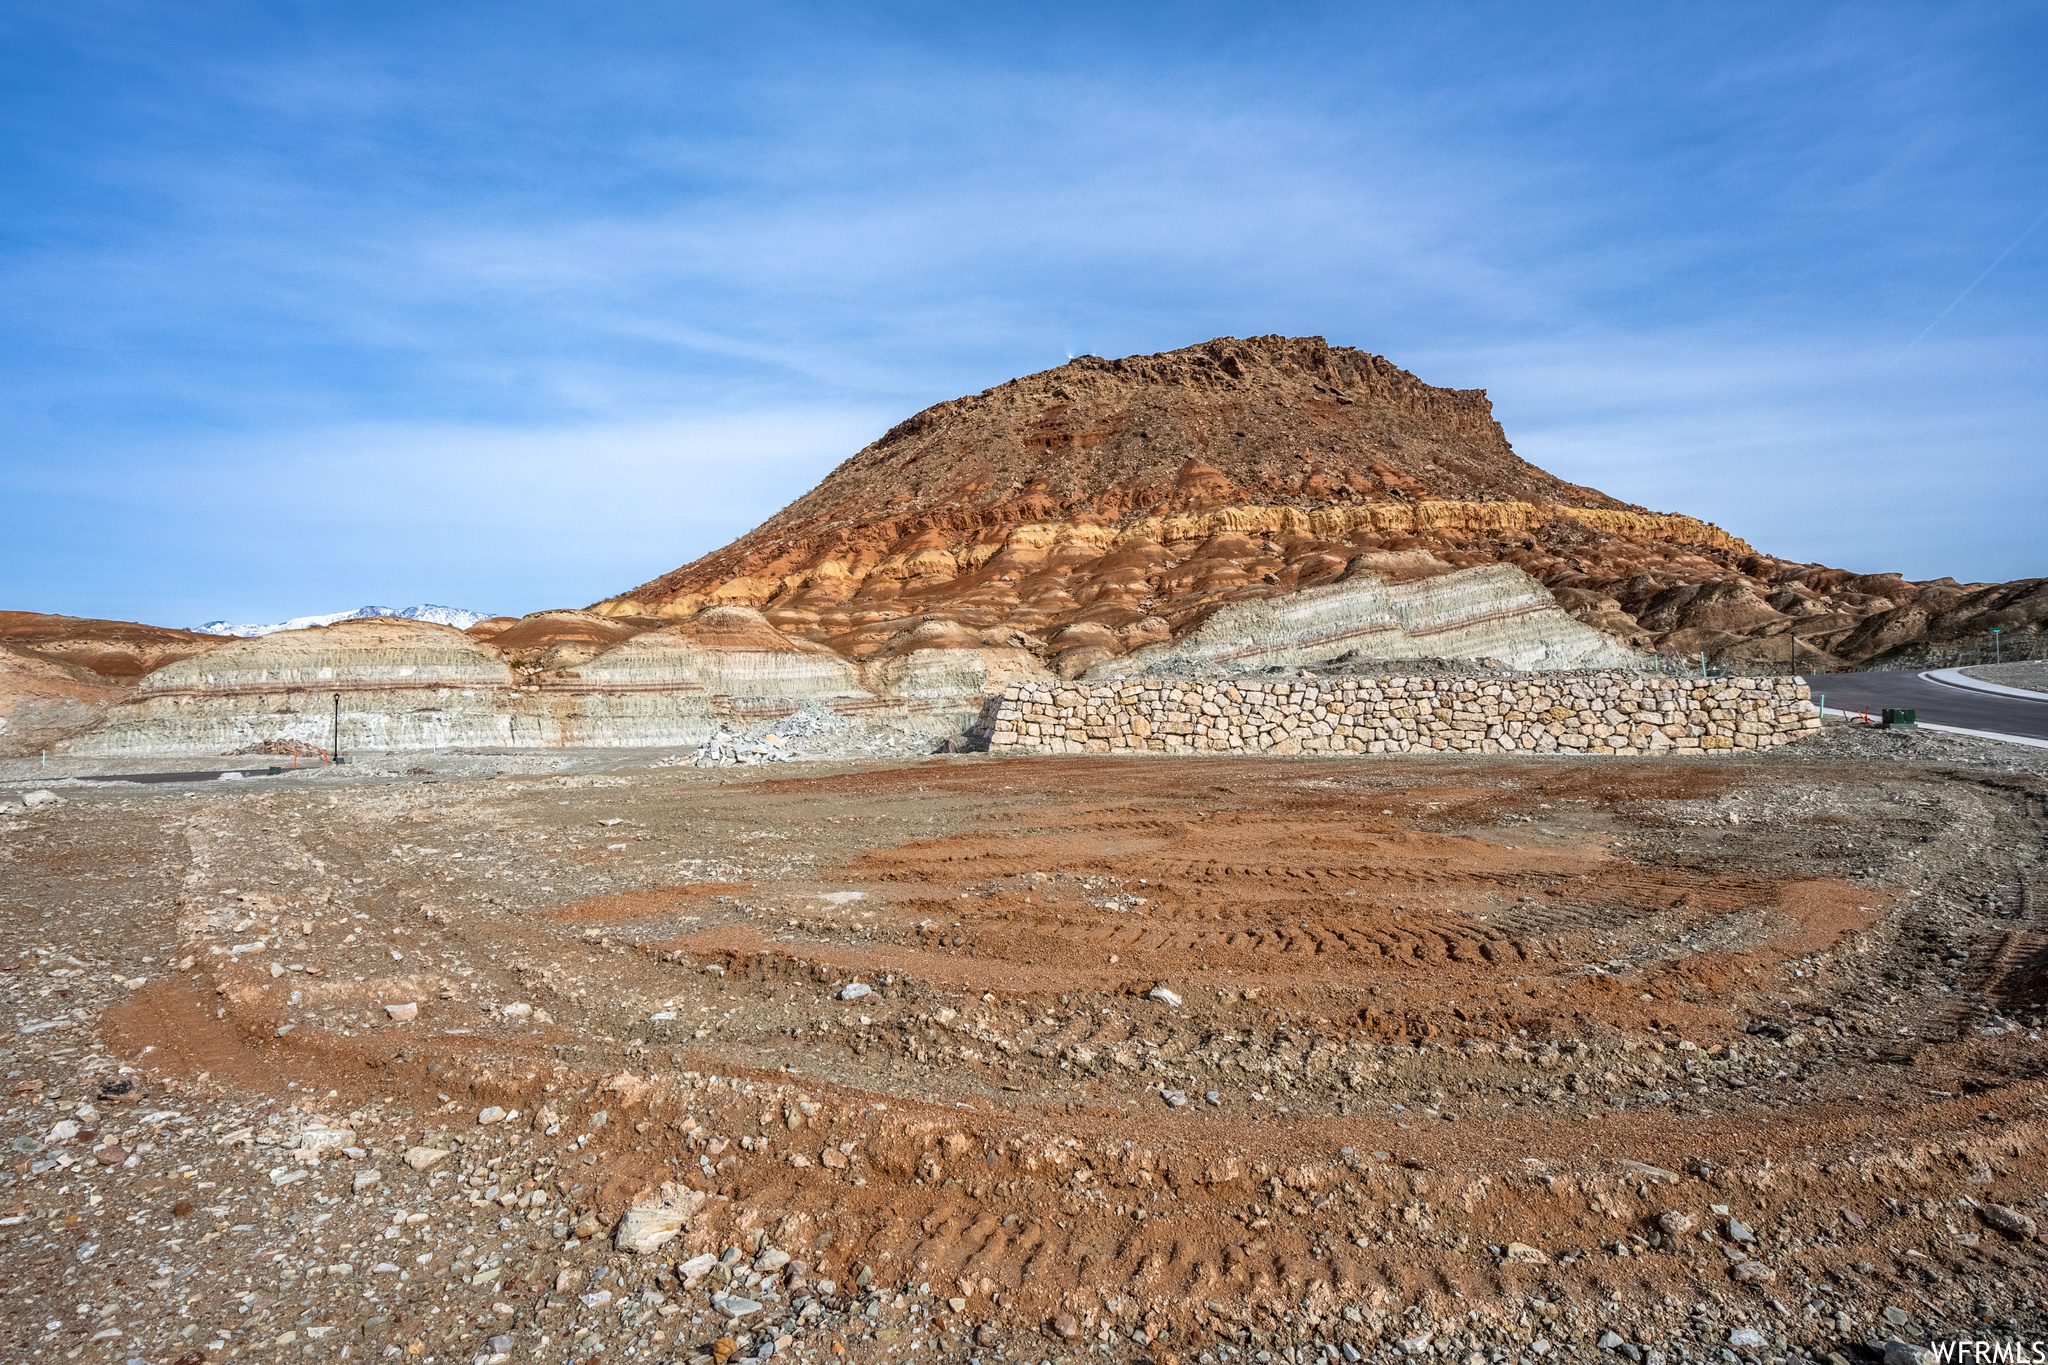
[753,1247,790,1274]
[403,1146,450,1171]
[1725,1218,1755,1242]
[976,1323,1000,1349]
[1656,1210,1695,1237]
[1727,1329,1767,1350]
[839,983,873,1001]
[1148,986,1183,1008]
[476,1106,506,1125]
[352,1170,381,1194]
[616,1208,687,1254]
[1884,1343,1934,1365]
[1502,1242,1548,1264]
[502,1002,533,1019]
[384,1002,418,1021]
[714,1292,764,1320]
[1731,1260,1776,1284]
[1052,1313,1081,1342]
[1162,1089,1190,1107]
[1883,1307,1911,1327]
[1619,1160,1681,1185]
[1598,1333,1625,1351]
[94,1145,126,1165]
[1982,1205,2038,1240]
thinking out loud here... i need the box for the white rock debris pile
[678,702,932,768]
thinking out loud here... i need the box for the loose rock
[1982,1205,2038,1240]
[1655,1210,1694,1237]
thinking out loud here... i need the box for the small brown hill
[0,612,230,754]
[0,611,226,679]
[598,335,2041,675]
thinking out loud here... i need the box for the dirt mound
[482,608,659,670]
[0,612,230,753]
[593,335,2043,673]
[0,640,127,756]
[0,609,225,679]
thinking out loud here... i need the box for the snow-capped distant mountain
[194,605,495,637]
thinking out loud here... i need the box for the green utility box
[1880,708,1917,729]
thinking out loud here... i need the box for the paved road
[1804,672,2048,742]
[71,767,284,785]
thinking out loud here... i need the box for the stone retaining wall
[986,673,1816,756]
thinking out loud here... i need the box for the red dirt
[8,748,2045,1362]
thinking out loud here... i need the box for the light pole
[1992,626,2003,664]
[332,693,341,764]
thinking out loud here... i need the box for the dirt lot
[2,726,2047,1365]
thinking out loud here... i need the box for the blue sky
[3,2,2043,626]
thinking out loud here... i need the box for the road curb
[1920,666,2048,704]
[1815,705,2048,750]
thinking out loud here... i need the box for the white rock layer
[1094,563,1641,677]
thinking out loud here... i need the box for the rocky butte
[594,334,2043,679]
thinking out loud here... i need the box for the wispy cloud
[3,409,892,625]
[2,1,2042,622]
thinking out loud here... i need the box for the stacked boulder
[986,672,1816,756]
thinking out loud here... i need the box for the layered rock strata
[593,335,2042,672]
[1097,563,1639,676]
[0,612,231,755]
[62,611,1015,757]
[0,610,224,680]
[0,643,129,757]
[986,673,1816,756]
